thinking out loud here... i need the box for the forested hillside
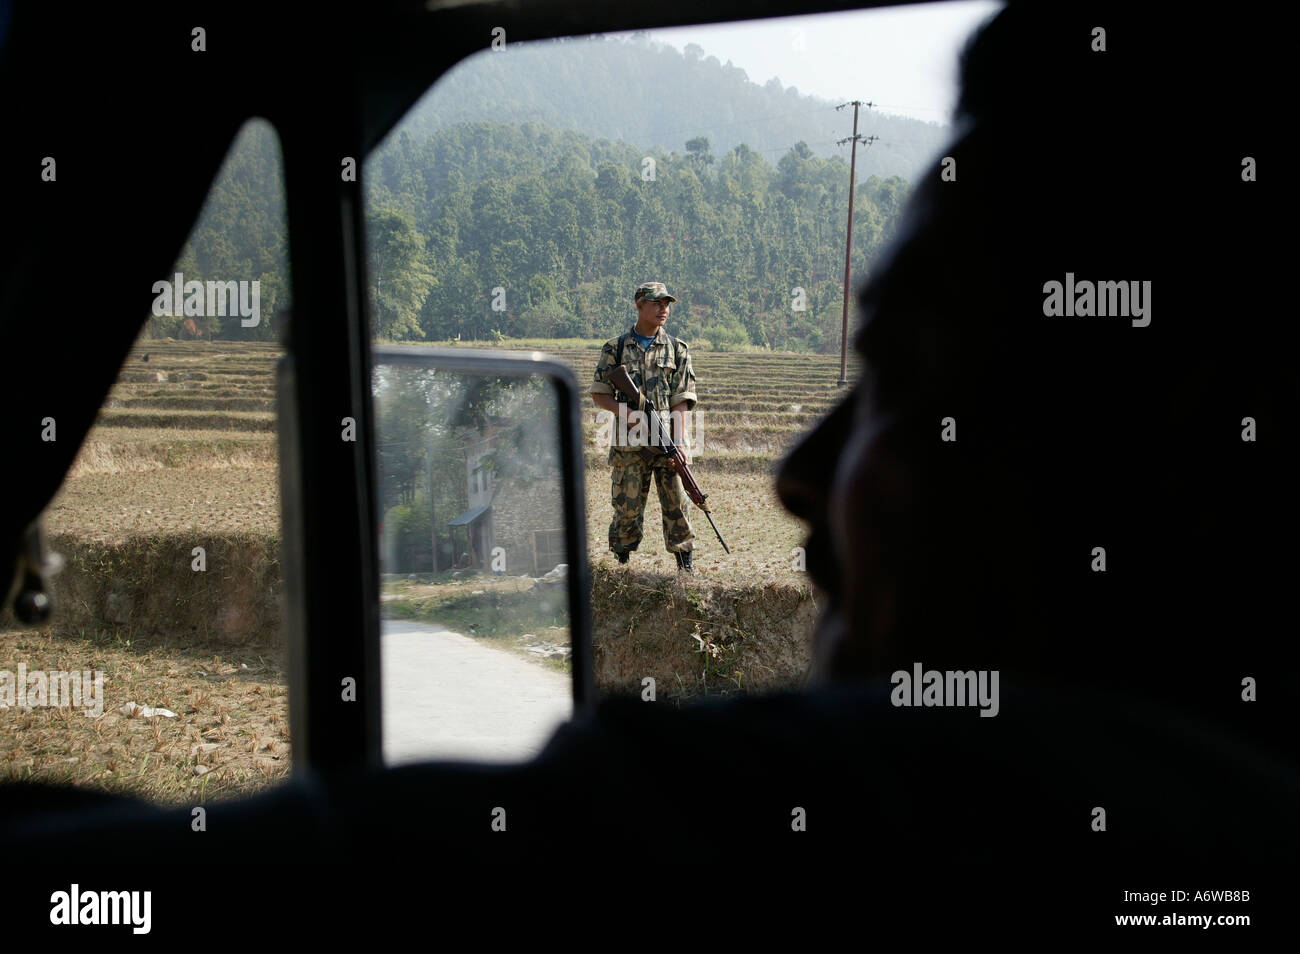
[164,31,936,351]
[365,123,910,351]
[163,121,289,342]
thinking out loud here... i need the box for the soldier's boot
[674,550,693,573]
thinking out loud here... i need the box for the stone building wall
[490,474,565,575]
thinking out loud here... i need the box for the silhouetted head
[776,4,1279,720]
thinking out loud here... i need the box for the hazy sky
[614,1,1002,124]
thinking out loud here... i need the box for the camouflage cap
[634,281,677,303]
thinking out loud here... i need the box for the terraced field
[52,339,861,573]
[38,338,868,670]
[552,343,851,465]
[56,345,281,539]
[5,337,861,800]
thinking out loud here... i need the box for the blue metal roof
[447,505,490,527]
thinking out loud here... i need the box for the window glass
[2,119,294,804]
[364,3,998,705]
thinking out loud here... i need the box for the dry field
[585,470,808,578]
[0,627,290,805]
[50,339,855,565]
[3,337,858,803]
[47,465,279,543]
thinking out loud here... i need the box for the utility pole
[836,100,877,387]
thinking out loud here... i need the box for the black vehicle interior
[0,0,1292,930]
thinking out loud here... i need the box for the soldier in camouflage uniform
[589,281,698,572]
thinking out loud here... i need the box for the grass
[111,396,274,411]
[379,336,866,364]
[68,431,276,476]
[587,564,815,698]
[380,574,572,675]
[378,335,614,350]
[46,465,279,541]
[95,408,276,431]
[112,386,276,401]
[0,626,291,806]
[584,469,808,581]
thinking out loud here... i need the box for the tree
[368,208,436,339]
[685,136,714,167]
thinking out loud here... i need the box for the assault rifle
[608,364,730,554]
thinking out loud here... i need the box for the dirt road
[380,618,572,766]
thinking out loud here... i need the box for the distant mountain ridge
[400,33,952,184]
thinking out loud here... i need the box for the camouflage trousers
[608,446,695,554]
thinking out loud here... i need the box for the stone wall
[490,475,565,576]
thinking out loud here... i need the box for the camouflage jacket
[590,327,697,450]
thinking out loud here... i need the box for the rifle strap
[617,330,647,410]
[617,331,630,370]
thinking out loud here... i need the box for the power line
[870,102,951,116]
[742,134,926,158]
